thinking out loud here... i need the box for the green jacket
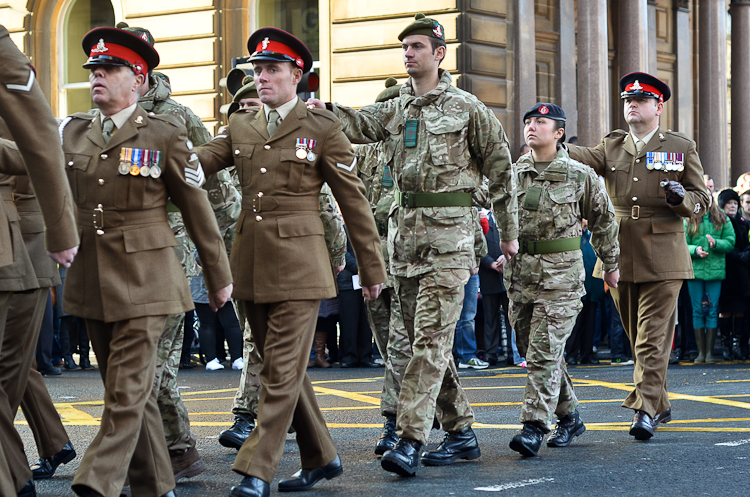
[685,214,735,280]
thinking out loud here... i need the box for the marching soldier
[195,28,386,497]
[61,27,232,497]
[308,13,518,477]
[568,72,709,440]
[0,24,79,497]
[505,103,619,456]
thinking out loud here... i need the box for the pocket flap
[65,153,90,171]
[280,148,312,164]
[548,183,578,204]
[237,143,255,158]
[652,218,684,234]
[423,111,469,134]
[123,223,178,253]
[278,214,324,238]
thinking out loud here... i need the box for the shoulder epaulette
[58,113,94,145]
[148,113,181,127]
[664,130,692,142]
[605,129,628,139]
[308,107,338,123]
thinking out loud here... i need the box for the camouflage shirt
[140,72,241,269]
[505,148,619,303]
[319,183,347,268]
[331,69,518,278]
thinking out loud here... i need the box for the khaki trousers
[21,363,69,458]
[0,290,20,496]
[611,280,682,417]
[233,300,337,484]
[72,316,174,497]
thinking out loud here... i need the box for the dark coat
[720,213,750,310]
[337,227,359,291]
[479,213,505,295]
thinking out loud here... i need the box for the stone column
[513,0,537,155]
[576,0,609,147]
[674,1,693,136]
[699,0,729,188]
[648,1,658,73]
[556,0,578,139]
[731,0,750,187]
[617,0,649,130]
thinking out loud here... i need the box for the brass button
[255,215,262,222]
[633,177,639,182]
[235,149,240,155]
[264,145,271,150]
[149,112,156,116]
[632,197,638,202]
[98,179,105,185]
[68,161,74,166]
[97,203,103,209]
[635,158,640,163]
[611,166,616,172]
[96,229,104,236]
[260,167,267,173]
[100,154,108,160]
[258,192,263,197]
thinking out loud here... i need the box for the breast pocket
[423,112,470,190]
[647,170,682,198]
[278,149,311,193]
[122,224,181,304]
[235,143,255,187]
[547,183,580,229]
[276,213,329,290]
[64,154,91,204]
[604,161,630,198]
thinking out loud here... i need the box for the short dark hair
[554,120,566,145]
[741,190,750,200]
[430,37,447,65]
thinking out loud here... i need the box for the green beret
[233,79,258,103]
[376,77,401,103]
[116,21,155,46]
[398,13,445,42]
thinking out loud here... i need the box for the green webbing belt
[518,236,581,255]
[394,189,473,208]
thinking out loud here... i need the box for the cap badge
[135,116,143,124]
[261,37,270,50]
[433,25,443,38]
[539,105,549,115]
[140,32,149,42]
[631,80,643,91]
[92,39,108,53]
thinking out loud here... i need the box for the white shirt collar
[100,103,138,129]
[264,96,299,122]
[630,126,659,150]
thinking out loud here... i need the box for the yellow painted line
[715,379,750,383]
[668,392,750,410]
[321,406,379,411]
[312,385,381,405]
[463,386,525,390]
[180,388,236,396]
[182,397,236,402]
[711,394,750,398]
[462,374,529,379]
[311,378,381,384]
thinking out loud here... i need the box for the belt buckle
[93,204,104,229]
[631,205,640,220]
[401,192,410,208]
[252,192,263,213]
[521,240,530,255]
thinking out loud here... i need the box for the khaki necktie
[635,138,645,154]
[266,109,280,136]
[102,117,115,144]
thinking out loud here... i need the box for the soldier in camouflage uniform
[505,103,619,457]
[218,181,347,449]
[119,22,241,481]
[309,13,519,477]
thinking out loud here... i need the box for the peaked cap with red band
[619,71,671,103]
[247,27,313,74]
[82,27,159,77]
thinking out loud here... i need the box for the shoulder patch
[149,113,181,127]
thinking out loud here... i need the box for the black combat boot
[219,412,256,449]
[547,410,585,447]
[30,441,76,479]
[509,422,546,457]
[381,438,422,477]
[374,415,397,456]
[422,426,481,465]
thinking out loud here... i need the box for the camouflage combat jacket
[141,72,240,274]
[319,183,346,268]
[332,69,517,278]
[505,148,619,303]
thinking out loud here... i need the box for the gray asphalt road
[18,361,750,496]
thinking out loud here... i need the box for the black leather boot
[30,441,76,479]
[547,410,585,447]
[381,438,422,477]
[219,412,256,449]
[422,426,480,465]
[278,455,342,492]
[374,415,397,456]
[229,477,269,497]
[509,422,546,457]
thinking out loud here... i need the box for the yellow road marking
[715,379,750,383]
[312,385,381,405]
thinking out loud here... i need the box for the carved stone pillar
[576,0,609,147]
[731,0,750,187]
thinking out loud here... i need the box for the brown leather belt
[243,194,320,213]
[0,186,12,202]
[77,206,168,229]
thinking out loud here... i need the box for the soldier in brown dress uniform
[195,28,386,497]
[59,27,232,497]
[568,72,709,440]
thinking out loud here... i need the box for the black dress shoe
[40,367,62,376]
[219,413,255,449]
[567,356,578,365]
[339,361,355,368]
[30,440,76,479]
[629,411,655,440]
[358,359,383,368]
[547,410,585,447]
[653,408,672,429]
[422,426,481,466]
[79,358,95,370]
[381,438,422,477]
[579,358,600,365]
[375,415,397,456]
[179,361,194,369]
[64,358,80,370]
[71,485,103,497]
[278,455,343,492]
[229,476,270,497]
[509,422,546,457]
[17,479,35,497]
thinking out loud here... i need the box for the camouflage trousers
[155,312,195,454]
[509,298,583,431]
[232,299,262,416]
[393,269,475,445]
[365,286,411,417]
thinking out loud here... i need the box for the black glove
[662,179,685,206]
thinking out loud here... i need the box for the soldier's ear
[655,100,664,117]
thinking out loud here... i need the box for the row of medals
[296,138,316,162]
[118,148,162,178]
[647,161,684,172]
